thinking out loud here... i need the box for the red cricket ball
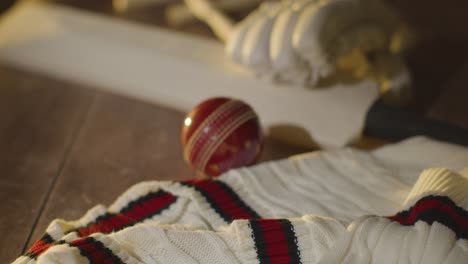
[181,97,263,177]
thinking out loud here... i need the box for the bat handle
[364,99,468,147]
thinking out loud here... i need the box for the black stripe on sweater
[279,219,302,264]
[215,181,261,219]
[24,234,54,259]
[181,180,260,222]
[388,195,468,239]
[249,220,269,264]
[69,237,125,264]
[249,219,302,264]
[23,190,177,260]
[79,190,172,230]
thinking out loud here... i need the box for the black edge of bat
[364,99,468,147]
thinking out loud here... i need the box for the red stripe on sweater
[70,237,123,264]
[187,180,256,219]
[258,219,292,264]
[78,192,176,237]
[27,239,53,257]
[24,191,177,260]
[389,198,468,228]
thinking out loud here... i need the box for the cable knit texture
[12,137,468,264]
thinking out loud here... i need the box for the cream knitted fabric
[404,168,468,208]
[13,137,468,263]
[28,216,345,264]
[17,168,468,264]
[319,168,468,264]
[219,149,413,222]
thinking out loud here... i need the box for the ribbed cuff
[404,168,468,209]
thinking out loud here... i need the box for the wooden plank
[28,91,311,248]
[27,93,190,248]
[0,65,94,263]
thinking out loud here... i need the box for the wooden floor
[0,65,313,263]
[2,1,468,262]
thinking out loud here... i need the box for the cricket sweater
[13,137,468,263]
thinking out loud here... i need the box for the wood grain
[27,92,191,247]
[0,66,94,263]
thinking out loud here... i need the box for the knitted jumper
[13,137,468,264]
